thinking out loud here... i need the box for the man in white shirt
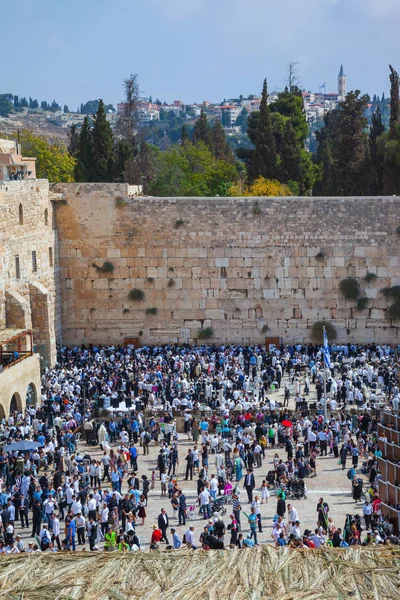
[287,504,299,524]
[198,487,211,519]
[51,513,61,550]
[290,521,302,539]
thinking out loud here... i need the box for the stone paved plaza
[14,380,368,551]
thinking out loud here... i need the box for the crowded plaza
[0,341,399,556]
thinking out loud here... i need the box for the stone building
[0,176,61,417]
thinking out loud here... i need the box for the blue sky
[4,0,399,108]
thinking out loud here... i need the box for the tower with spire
[338,64,346,98]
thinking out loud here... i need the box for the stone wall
[54,184,400,346]
[0,180,61,366]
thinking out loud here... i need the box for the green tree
[114,138,134,183]
[369,106,385,194]
[0,94,13,117]
[16,130,75,182]
[389,65,400,135]
[192,109,213,151]
[68,124,80,157]
[74,117,93,181]
[279,120,302,184]
[181,124,189,146]
[270,90,308,144]
[251,78,277,181]
[313,91,370,195]
[148,142,239,197]
[91,99,114,181]
[212,119,229,160]
[381,65,400,194]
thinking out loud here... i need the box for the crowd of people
[0,341,399,553]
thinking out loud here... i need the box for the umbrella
[282,420,292,428]
[4,440,43,452]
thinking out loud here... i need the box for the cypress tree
[74,117,93,182]
[68,124,80,157]
[369,107,385,194]
[252,78,277,180]
[389,65,400,136]
[181,124,189,146]
[91,99,114,181]
[212,120,227,159]
[279,120,302,184]
[192,109,213,151]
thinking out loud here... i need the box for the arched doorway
[10,392,22,414]
[0,404,5,421]
[26,383,37,407]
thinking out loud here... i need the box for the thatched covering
[1,547,400,600]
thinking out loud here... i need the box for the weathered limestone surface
[54,184,400,346]
[0,180,61,365]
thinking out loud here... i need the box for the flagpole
[323,326,327,422]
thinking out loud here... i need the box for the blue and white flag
[323,328,330,369]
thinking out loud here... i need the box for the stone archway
[29,282,56,368]
[26,383,37,407]
[10,392,22,414]
[6,289,32,329]
[0,404,5,420]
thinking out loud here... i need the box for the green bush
[174,219,184,229]
[356,297,369,311]
[310,320,337,344]
[145,307,158,315]
[381,286,400,299]
[92,261,114,274]
[198,327,214,339]
[364,272,377,283]
[388,301,400,320]
[115,196,127,208]
[167,278,175,288]
[339,278,360,300]
[315,252,325,261]
[128,288,145,302]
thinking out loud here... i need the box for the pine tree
[279,120,302,184]
[252,78,277,180]
[91,99,114,181]
[369,107,385,194]
[192,109,213,151]
[181,124,189,146]
[74,117,93,182]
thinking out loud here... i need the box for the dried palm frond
[0,547,399,600]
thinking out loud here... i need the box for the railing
[378,424,400,446]
[382,412,400,431]
[380,502,400,534]
[378,439,400,463]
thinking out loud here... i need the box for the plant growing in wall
[147,277,154,283]
[128,288,145,301]
[167,278,175,288]
[396,225,400,236]
[174,219,184,229]
[310,320,337,344]
[115,196,127,208]
[356,297,369,311]
[92,261,114,274]
[123,308,130,314]
[253,202,261,216]
[168,267,175,272]
[388,301,400,320]
[315,252,325,261]
[381,286,400,299]
[145,307,158,315]
[364,272,377,283]
[198,327,214,339]
[339,278,360,301]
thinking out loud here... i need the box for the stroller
[210,498,227,516]
[288,478,307,499]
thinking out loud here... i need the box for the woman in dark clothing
[339,445,347,470]
[352,476,363,502]
[276,491,286,518]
